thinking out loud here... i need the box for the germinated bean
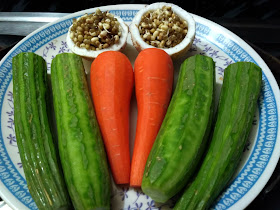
[138,6,188,48]
[70,9,122,50]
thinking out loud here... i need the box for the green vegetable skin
[12,52,71,209]
[174,62,262,210]
[51,53,111,209]
[141,54,215,203]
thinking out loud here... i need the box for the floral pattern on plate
[0,6,279,210]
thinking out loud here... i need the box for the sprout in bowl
[66,8,128,59]
[130,2,196,59]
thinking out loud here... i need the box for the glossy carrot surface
[130,48,174,187]
[90,51,134,184]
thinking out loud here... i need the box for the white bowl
[66,12,128,59]
[130,2,196,58]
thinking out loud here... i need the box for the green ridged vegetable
[174,62,262,210]
[141,54,215,203]
[51,53,111,210]
[12,52,72,209]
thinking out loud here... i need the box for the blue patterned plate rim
[0,4,280,210]
[193,15,280,210]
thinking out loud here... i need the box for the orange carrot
[130,48,174,187]
[90,51,134,184]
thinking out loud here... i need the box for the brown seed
[70,9,122,49]
[103,23,110,30]
[90,31,97,37]
[78,35,83,42]
[70,32,74,39]
[99,30,107,37]
[84,39,90,44]
[98,22,103,29]
[77,26,83,32]
[141,22,148,28]
[86,18,93,24]
[138,6,188,49]
[166,40,172,46]
[150,35,156,41]
[94,40,100,46]
[159,40,165,48]
[161,24,168,31]
[158,32,164,40]
[103,43,109,48]
[153,30,159,37]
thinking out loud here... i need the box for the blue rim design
[0,9,278,209]
[197,23,278,209]
[0,17,73,210]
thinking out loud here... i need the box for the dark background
[0,0,280,209]
[0,0,280,59]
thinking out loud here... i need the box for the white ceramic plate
[0,4,279,210]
